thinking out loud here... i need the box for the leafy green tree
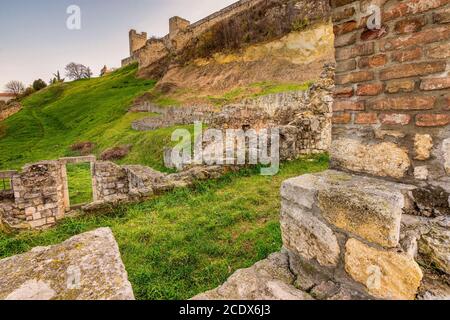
[32,79,47,91]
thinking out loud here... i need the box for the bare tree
[5,81,25,96]
[85,67,93,79]
[65,63,92,80]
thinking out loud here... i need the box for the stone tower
[129,29,148,55]
[169,16,190,37]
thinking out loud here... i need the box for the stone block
[281,206,340,267]
[345,238,423,300]
[443,138,450,175]
[414,134,433,161]
[419,219,450,275]
[0,228,134,300]
[283,170,412,248]
[331,138,410,179]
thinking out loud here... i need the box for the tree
[65,63,92,80]
[5,81,25,96]
[32,79,47,91]
[52,70,64,83]
[85,67,93,79]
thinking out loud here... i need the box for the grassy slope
[0,62,329,300]
[0,64,183,172]
[0,155,328,300]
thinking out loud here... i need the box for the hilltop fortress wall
[122,0,264,68]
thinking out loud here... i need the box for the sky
[0,0,236,91]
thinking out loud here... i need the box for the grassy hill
[0,62,329,300]
[0,156,328,300]
[0,64,186,172]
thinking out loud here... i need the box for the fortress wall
[331,0,450,185]
[122,0,265,68]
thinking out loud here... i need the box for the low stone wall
[133,64,333,165]
[0,154,240,230]
[0,161,66,230]
[130,104,216,131]
[0,157,96,231]
[87,161,239,210]
[196,170,450,300]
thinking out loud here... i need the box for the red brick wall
[331,0,450,183]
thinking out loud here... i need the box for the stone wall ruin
[195,0,450,301]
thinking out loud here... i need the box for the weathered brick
[334,86,354,98]
[384,0,449,22]
[336,59,357,73]
[359,54,387,68]
[381,25,450,51]
[391,47,422,63]
[336,42,375,61]
[371,96,436,111]
[334,21,358,36]
[445,96,450,110]
[356,83,383,96]
[333,100,365,111]
[416,114,450,127]
[335,32,357,47]
[380,61,446,80]
[385,80,416,94]
[332,113,352,124]
[333,6,356,22]
[433,7,450,24]
[380,113,412,125]
[355,112,378,124]
[426,42,450,59]
[361,26,389,41]
[420,77,450,91]
[395,17,427,34]
[336,71,374,85]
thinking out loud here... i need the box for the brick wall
[331,0,450,183]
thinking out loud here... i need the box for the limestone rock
[282,170,412,248]
[419,218,450,275]
[281,200,340,267]
[191,252,313,300]
[414,134,433,161]
[0,228,134,300]
[331,138,410,179]
[414,166,429,181]
[417,271,450,300]
[443,138,450,175]
[318,185,404,248]
[345,239,423,300]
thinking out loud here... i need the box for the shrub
[19,87,36,99]
[71,141,95,155]
[100,145,132,161]
[32,79,47,91]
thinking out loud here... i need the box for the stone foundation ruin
[0,153,245,231]
[194,0,450,300]
[0,0,448,301]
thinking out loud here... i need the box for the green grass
[207,81,312,106]
[0,63,180,172]
[0,155,329,300]
[67,163,93,205]
[0,178,12,191]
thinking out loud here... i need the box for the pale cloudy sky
[0,0,236,90]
